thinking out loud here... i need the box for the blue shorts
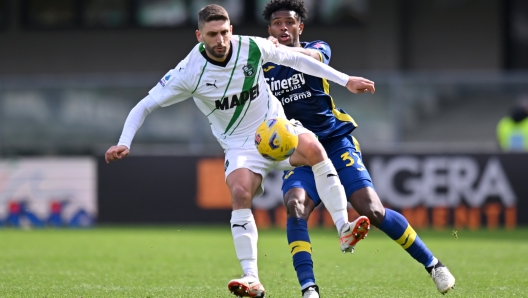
[282,135,374,205]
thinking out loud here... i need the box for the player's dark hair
[262,0,308,23]
[198,4,230,29]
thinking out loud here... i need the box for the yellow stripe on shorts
[352,136,361,153]
[395,225,417,250]
[289,241,312,255]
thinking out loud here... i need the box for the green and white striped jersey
[120,35,349,150]
[149,35,289,149]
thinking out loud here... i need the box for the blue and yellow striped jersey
[262,40,357,140]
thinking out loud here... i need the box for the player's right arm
[257,37,375,94]
[281,45,320,61]
[105,63,192,163]
[105,95,161,163]
[266,36,320,61]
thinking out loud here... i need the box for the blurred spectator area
[4,0,367,29]
[0,0,524,74]
[1,0,528,156]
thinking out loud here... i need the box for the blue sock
[287,218,315,290]
[379,208,434,266]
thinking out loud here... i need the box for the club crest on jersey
[159,73,172,87]
[242,64,256,77]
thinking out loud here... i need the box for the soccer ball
[255,118,298,161]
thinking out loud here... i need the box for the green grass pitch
[1,226,527,297]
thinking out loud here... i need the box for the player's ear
[299,22,304,35]
[267,25,271,36]
[196,30,202,42]
[230,25,233,33]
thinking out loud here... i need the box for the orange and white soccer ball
[255,118,298,161]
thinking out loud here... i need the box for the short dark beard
[204,43,227,59]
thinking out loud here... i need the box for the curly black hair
[262,0,308,22]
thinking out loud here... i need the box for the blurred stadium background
[1,0,527,229]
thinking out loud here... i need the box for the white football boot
[228,274,266,298]
[429,262,456,294]
[339,215,371,253]
[302,285,320,298]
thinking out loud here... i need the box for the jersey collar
[200,41,233,67]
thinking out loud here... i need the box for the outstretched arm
[105,95,161,163]
[266,41,375,94]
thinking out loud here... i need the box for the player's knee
[285,196,303,218]
[285,196,310,220]
[230,184,253,208]
[362,204,385,227]
[301,140,327,166]
[350,188,386,227]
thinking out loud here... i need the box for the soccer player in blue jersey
[262,1,456,297]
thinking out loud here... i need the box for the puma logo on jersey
[215,84,260,110]
[263,66,275,72]
[232,223,249,230]
[206,80,218,88]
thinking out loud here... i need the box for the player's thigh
[225,146,292,198]
[282,166,322,206]
[226,168,262,208]
[288,120,326,167]
[325,135,374,198]
[283,186,317,220]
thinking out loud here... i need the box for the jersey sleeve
[254,36,348,86]
[305,40,331,65]
[148,60,192,107]
[117,94,161,149]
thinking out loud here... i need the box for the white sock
[426,257,439,268]
[230,209,259,278]
[312,159,348,232]
[301,281,316,291]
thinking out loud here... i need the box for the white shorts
[224,119,312,197]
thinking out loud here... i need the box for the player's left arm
[257,37,375,94]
